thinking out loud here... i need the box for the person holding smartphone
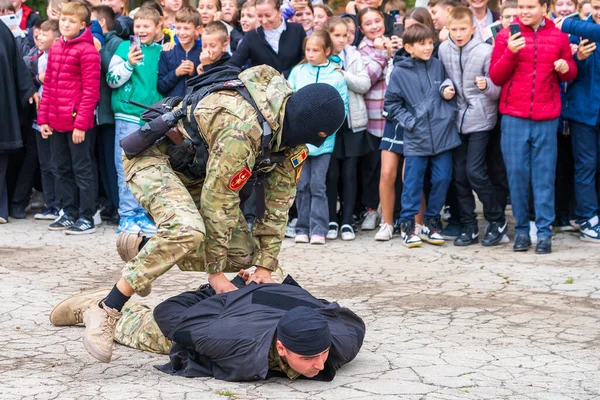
[490,0,577,254]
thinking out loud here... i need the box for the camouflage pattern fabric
[120,65,306,293]
[114,300,172,354]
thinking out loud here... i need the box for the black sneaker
[513,233,531,252]
[482,220,507,247]
[65,218,96,235]
[401,220,422,248]
[48,214,76,231]
[535,237,552,254]
[10,205,26,219]
[420,217,444,245]
[454,226,479,246]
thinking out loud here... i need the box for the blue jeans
[501,115,558,239]
[295,154,331,237]
[570,119,600,221]
[400,151,452,223]
[115,120,146,218]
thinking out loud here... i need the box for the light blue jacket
[287,61,349,156]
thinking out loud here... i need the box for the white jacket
[340,45,370,132]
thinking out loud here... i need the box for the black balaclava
[282,83,345,149]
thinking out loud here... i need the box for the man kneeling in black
[50,274,366,381]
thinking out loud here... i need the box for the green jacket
[97,31,123,125]
[107,40,163,125]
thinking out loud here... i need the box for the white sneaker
[529,221,538,244]
[295,234,309,243]
[93,210,102,227]
[285,218,298,238]
[375,223,393,241]
[340,224,355,241]
[326,222,339,240]
[361,209,380,231]
[310,235,326,245]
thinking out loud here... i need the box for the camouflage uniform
[120,66,307,295]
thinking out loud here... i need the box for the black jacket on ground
[384,53,459,157]
[153,276,366,382]
[227,23,305,78]
[0,23,36,152]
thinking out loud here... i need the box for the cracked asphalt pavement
[1,216,600,399]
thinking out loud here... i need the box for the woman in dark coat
[0,22,37,223]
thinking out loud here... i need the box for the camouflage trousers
[114,300,171,354]
[121,148,254,295]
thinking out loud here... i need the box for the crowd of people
[1,0,600,255]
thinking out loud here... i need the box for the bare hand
[213,11,222,21]
[246,266,275,285]
[237,269,251,281]
[508,32,526,53]
[290,0,308,11]
[553,17,564,30]
[29,92,40,109]
[577,39,597,61]
[443,86,455,100]
[333,62,343,75]
[439,27,449,42]
[40,124,53,139]
[208,272,238,294]
[162,41,176,52]
[128,47,143,66]
[474,76,487,90]
[72,128,86,144]
[554,58,569,74]
[387,35,402,55]
[373,37,386,50]
[200,49,213,66]
[176,60,195,76]
[570,43,578,55]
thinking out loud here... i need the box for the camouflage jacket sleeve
[252,146,306,271]
[200,113,261,274]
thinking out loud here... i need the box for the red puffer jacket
[490,17,577,121]
[38,28,100,132]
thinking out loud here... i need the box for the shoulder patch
[290,148,308,169]
[229,167,252,191]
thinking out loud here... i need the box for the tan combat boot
[49,289,111,326]
[83,303,122,363]
[116,232,143,262]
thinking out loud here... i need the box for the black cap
[282,83,345,148]
[276,306,332,356]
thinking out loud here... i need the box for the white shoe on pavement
[375,223,393,241]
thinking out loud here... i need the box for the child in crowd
[290,30,348,245]
[384,0,407,16]
[160,0,183,30]
[197,20,231,74]
[468,0,499,41]
[38,1,101,234]
[357,7,391,231]
[323,17,370,241]
[104,0,128,16]
[220,0,243,51]
[140,1,174,46]
[26,20,61,221]
[384,23,460,248]
[292,1,314,34]
[107,6,162,235]
[92,5,122,224]
[197,0,220,25]
[313,4,332,30]
[158,6,202,97]
[438,7,505,247]
[578,0,592,19]
[552,0,577,19]
[239,0,258,33]
[341,14,358,45]
[499,0,517,28]
[12,0,41,32]
[430,0,460,41]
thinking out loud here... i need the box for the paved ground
[1,215,600,400]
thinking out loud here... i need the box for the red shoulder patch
[228,167,252,191]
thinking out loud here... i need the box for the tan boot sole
[49,288,111,326]
[83,334,112,363]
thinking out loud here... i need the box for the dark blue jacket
[562,16,600,126]
[153,276,365,382]
[384,54,460,156]
[227,23,305,78]
[157,42,202,98]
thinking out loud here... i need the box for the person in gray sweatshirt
[438,6,505,247]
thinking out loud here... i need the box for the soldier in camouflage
[50,65,346,363]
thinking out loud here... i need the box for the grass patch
[565,278,575,284]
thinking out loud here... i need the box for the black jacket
[154,276,366,382]
[227,23,305,77]
[0,23,36,152]
[384,54,460,156]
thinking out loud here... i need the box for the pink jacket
[358,38,388,138]
[38,28,100,132]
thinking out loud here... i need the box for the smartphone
[393,22,404,38]
[389,9,401,23]
[0,14,18,29]
[488,21,503,40]
[130,35,141,52]
[509,23,521,37]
